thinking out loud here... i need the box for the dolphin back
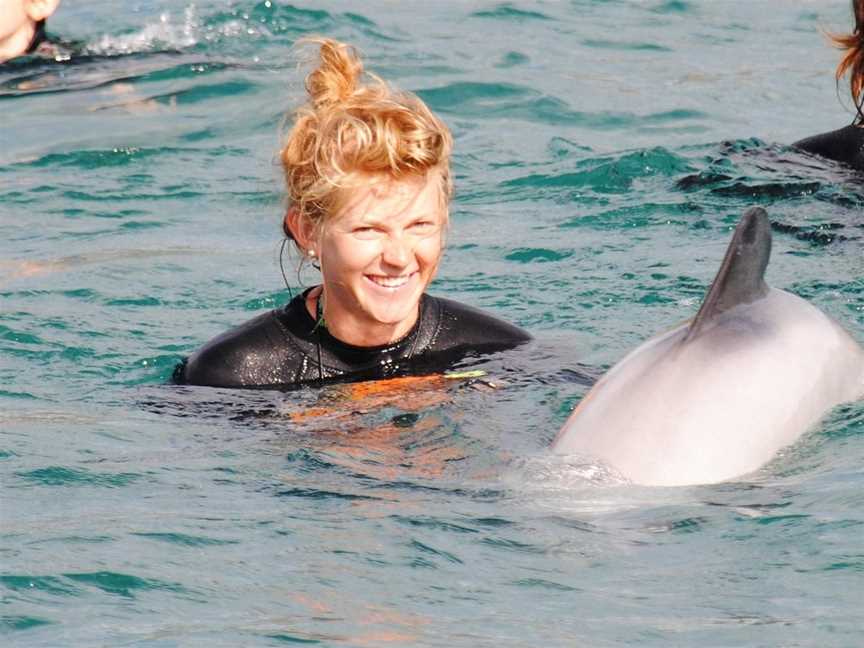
[686,207,771,342]
[553,207,864,486]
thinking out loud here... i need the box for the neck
[306,288,419,347]
[0,20,38,64]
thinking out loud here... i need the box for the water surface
[2,1,863,646]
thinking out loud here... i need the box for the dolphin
[552,207,864,487]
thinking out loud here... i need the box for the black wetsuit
[793,123,864,172]
[174,290,532,389]
[25,20,48,55]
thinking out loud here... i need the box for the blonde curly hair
[281,37,453,240]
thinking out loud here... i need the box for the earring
[307,249,316,258]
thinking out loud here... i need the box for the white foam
[505,453,630,491]
[85,6,201,56]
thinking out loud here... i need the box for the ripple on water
[207,2,336,37]
[583,39,672,52]
[263,633,328,644]
[511,577,579,592]
[496,51,530,68]
[131,532,241,547]
[408,539,464,566]
[502,147,695,199]
[651,0,696,14]
[391,515,479,537]
[470,5,552,20]
[505,248,575,263]
[560,200,703,230]
[14,145,249,170]
[14,466,144,488]
[124,78,259,108]
[62,571,188,599]
[420,82,708,130]
[0,575,82,597]
[0,616,54,631]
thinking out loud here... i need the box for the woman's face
[316,172,447,346]
[0,1,30,46]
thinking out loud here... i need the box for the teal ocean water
[2,1,863,645]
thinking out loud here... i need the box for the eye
[351,225,383,239]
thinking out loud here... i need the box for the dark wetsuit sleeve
[176,311,301,388]
[427,296,532,355]
[793,124,864,172]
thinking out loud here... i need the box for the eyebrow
[349,211,441,226]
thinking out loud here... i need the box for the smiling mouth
[366,273,416,289]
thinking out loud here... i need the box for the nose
[381,232,412,268]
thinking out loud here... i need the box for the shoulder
[177,300,317,388]
[421,295,532,352]
[793,124,852,153]
[793,124,864,170]
[176,310,283,387]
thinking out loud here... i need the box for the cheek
[324,238,382,274]
[416,235,444,268]
[0,9,27,40]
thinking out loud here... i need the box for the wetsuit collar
[302,286,424,353]
[315,303,424,355]
[25,20,47,55]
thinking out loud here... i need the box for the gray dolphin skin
[552,207,864,487]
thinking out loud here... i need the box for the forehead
[334,172,446,222]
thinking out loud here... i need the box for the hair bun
[304,38,364,108]
[281,37,453,235]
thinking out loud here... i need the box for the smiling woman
[174,37,531,389]
[0,0,60,63]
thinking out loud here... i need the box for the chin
[358,278,426,326]
[368,303,418,327]
[364,292,424,328]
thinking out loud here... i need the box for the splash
[507,453,631,491]
[85,5,201,56]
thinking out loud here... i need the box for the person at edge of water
[0,0,66,64]
[794,0,864,171]
[173,38,532,389]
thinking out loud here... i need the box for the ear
[284,207,317,253]
[24,0,61,22]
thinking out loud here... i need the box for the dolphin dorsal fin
[685,207,772,342]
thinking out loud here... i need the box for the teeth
[369,275,410,288]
